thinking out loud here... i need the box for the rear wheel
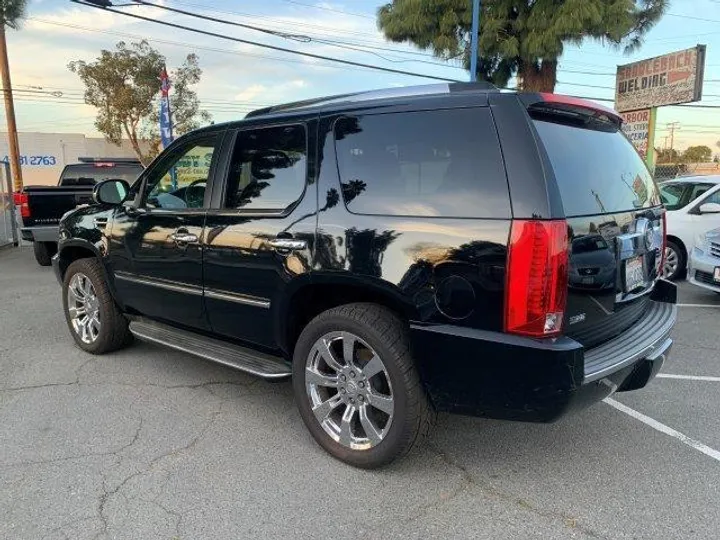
[33,241,56,266]
[292,303,435,468]
[663,240,685,280]
[62,258,132,354]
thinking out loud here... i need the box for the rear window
[333,108,510,218]
[59,164,143,186]
[532,110,660,217]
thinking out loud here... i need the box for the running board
[129,320,291,380]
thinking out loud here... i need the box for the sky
[4,0,720,152]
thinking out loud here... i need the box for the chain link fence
[654,161,720,182]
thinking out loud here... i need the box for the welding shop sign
[615,45,706,113]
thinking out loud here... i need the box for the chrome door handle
[169,232,199,243]
[268,238,307,251]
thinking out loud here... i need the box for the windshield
[532,109,660,217]
[59,164,143,186]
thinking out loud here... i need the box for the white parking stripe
[657,374,720,382]
[676,303,720,308]
[604,398,720,463]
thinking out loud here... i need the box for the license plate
[714,267,720,283]
[625,257,645,292]
[581,277,594,285]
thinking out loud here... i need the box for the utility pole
[469,0,480,82]
[666,122,681,155]
[0,23,23,192]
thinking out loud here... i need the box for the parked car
[688,227,720,294]
[52,84,677,468]
[15,157,143,266]
[658,176,720,279]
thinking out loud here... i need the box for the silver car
[688,227,720,293]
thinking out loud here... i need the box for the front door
[203,122,317,348]
[109,132,223,329]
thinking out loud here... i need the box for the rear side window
[333,108,510,218]
[532,109,660,217]
[225,125,307,212]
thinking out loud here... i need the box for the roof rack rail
[245,82,499,118]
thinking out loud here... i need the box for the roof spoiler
[519,93,622,127]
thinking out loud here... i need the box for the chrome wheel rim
[305,331,394,451]
[67,273,101,344]
[663,247,679,278]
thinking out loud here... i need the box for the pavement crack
[91,405,222,538]
[424,444,608,539]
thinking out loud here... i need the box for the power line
[127,0,463,69]
[165,0,386,40]
[278,0,374,20]
[69,1,461,82]
[27,17,448,76]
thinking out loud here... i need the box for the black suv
[53,84,677,468]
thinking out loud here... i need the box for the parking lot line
[676,303,720,308]
[604,398,720,463]
[657,374,720,382]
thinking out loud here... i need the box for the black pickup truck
[53,84,677,468]
[16,157,143,265]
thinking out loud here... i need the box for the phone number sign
[620,109,651,159]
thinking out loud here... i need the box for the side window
[691,183,714,202]
[333,108,510,218]
[702,189,720,205]
[143,135,219,210]
[224,125,307,212]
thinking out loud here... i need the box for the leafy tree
[1,0,27,29]
[682,145,713,163]
[69,40,211,165]
[378,0,667,91]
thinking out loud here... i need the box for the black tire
[292,303,436,469]
[62,258,132,354]
[33,241,56,266]
[664,240,686,281]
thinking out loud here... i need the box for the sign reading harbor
[615,45,706,113]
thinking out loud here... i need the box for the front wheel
[62,258,132,354]
[292,303,436,469]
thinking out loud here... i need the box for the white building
[0,132,145,186]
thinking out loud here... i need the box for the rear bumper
[20,226,59,243]
[411,293,677,423]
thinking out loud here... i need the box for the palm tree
[1,0,28,191]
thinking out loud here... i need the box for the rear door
[530,104,664,347]
[202,121,317,348]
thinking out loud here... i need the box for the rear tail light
[659,212,667,276]
[504,220,569,337]
[13,192,30,218]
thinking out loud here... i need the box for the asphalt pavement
[1,246,719,540]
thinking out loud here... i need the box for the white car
[688,227,720,293]
[658,176,720,279]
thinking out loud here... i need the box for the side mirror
[93,179,129,205]
[698,202,720,214]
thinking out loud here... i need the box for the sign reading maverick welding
[615,45,706,113]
